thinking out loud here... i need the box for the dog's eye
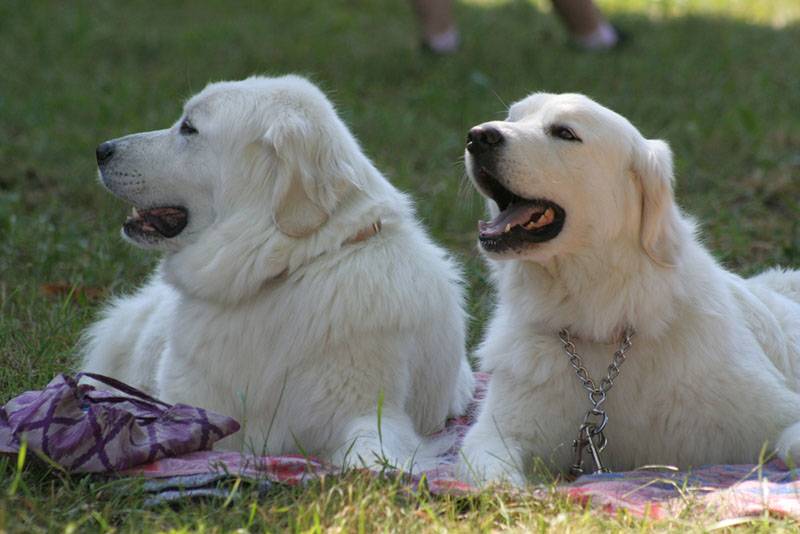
[179,119,198,136]
[549,125,581,142]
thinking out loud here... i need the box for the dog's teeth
[132,207,140,217]
[504,224,511,233]
[523,208,555,230]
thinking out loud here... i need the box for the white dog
[82,75,474,468]
[459,92,800,485]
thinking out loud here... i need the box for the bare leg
[550,0,604,36]
[411,0,460,54]
[550,0,620,49]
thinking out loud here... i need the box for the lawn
[1,0,799,531]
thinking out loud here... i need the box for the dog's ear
[271,165,330,238]
[264,116,362,238]
[631,138,679,266]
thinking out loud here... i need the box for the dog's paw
[457,439,527,487]
[330,435,420,472]
[330,441,385,470]
[455,455,526,487]
[777,421,800,466]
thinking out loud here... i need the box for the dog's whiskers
[491,89,509,113]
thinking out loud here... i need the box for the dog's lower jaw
[480,241,561,264]
[121,227,186,252]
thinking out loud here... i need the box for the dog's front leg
[459,416,527,487]
[458,366,578,487]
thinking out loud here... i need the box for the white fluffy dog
[82,75,474,468]
[459,92,800,485]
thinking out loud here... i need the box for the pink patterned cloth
[564,461,800,519]
[5,372,800,518]
[123,374,491,494]
[124,373,800,518]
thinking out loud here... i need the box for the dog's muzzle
[465,126,566,253]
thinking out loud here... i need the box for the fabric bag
[0,373,239,473]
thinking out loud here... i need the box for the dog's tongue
[479,202,546,237]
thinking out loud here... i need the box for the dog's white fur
[459,92,800,485]
[82,75,474,468]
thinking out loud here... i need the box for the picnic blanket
[3,372,800,519]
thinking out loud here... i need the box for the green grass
[1,0,799,531]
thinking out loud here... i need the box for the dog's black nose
[96,141,116,165]
[466,126,504,155]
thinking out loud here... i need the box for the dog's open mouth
[475,169,565,252]
[123,206,188,239]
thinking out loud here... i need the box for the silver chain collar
[558,327,635,478]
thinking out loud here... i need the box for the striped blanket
[4,372,800,517]
[124,373,800,518]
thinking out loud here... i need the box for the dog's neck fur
[496,213,699,343]
[163,163,407,306]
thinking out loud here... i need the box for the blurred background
[1,0,798,392]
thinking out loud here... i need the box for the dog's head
[96,75,365,252]
[97,75,378,303]
[465,92,679,266]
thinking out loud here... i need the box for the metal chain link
[559,327,635,477]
